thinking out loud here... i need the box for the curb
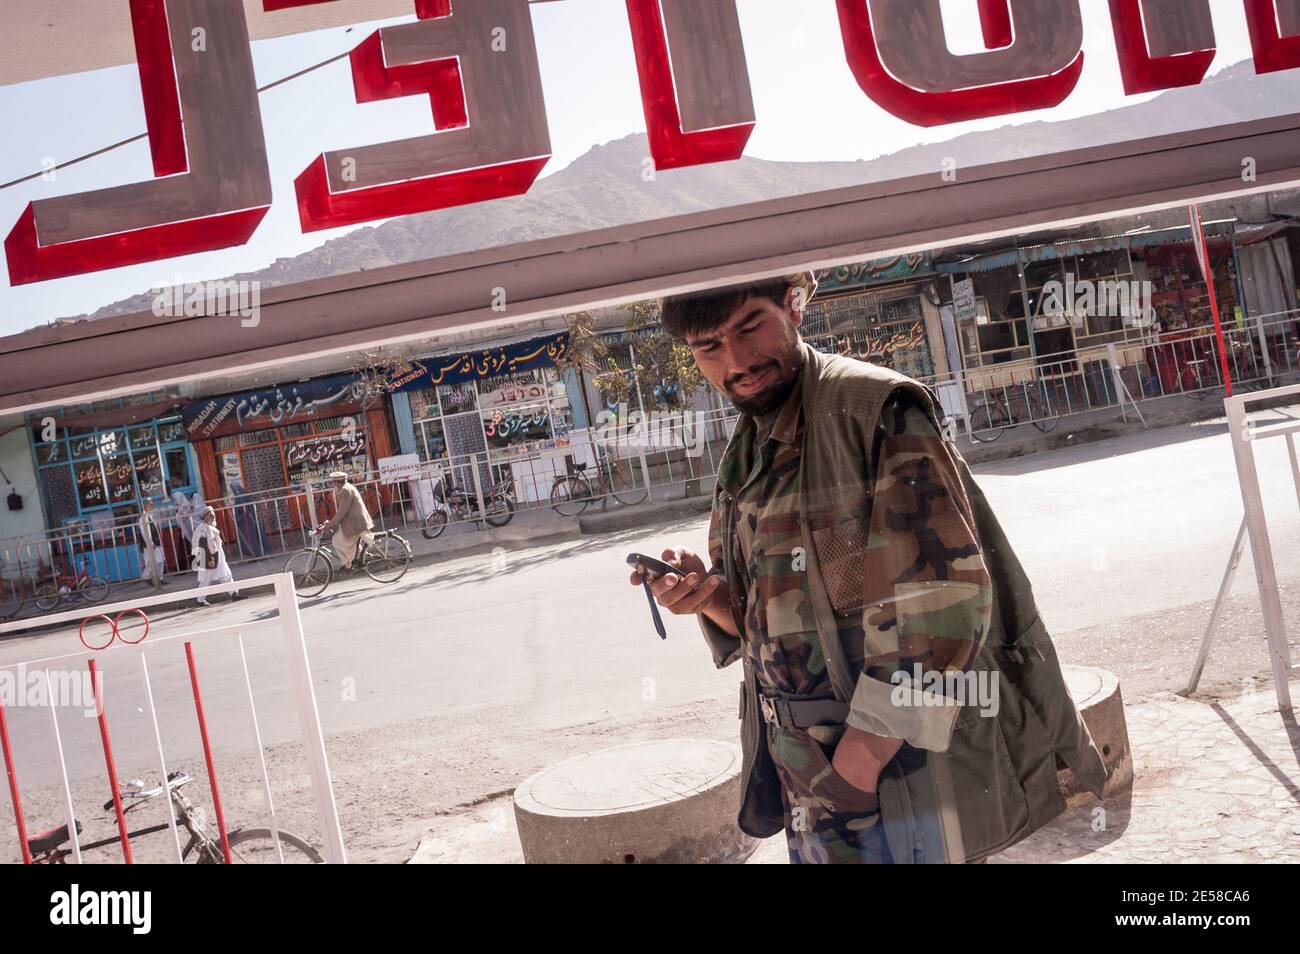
[578,494,713,534]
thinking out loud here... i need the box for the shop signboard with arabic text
[182,373,366,441]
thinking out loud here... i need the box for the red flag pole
[1189,203,1234,397]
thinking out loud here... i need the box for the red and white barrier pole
[185,642,232,863]
[1189,203,1234,397]
[88,658,132,863]
[0,696,32,864]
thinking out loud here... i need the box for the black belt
[757,690,849,729]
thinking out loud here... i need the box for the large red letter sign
[4,0,272,285]
[1109,0,1215,94]
[624,0,755,170]
[834,0,1084,126]
[294,0,551,231]
[1244,0,1300,73]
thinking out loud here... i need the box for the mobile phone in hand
[626,552,680,581]
[626,552,674,639]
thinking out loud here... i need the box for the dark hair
[659,272,818,341]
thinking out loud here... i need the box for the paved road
[2,412,1298,861]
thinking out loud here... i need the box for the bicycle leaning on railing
[27,770,324,863]
[968,379,1061,443]
[33,555,110,612]
[284,527,412,598]
[549,453,649,516]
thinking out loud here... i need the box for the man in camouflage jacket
[633,273,1107,864]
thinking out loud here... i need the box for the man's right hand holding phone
[627,547,739,638]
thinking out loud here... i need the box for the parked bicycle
[33,556,109,612]
[1187,340,1276,400]
[420,470,516,540]
[27,769,323,863]
[285,527,412,598]
[550,453,648,516]
[0,548,34,622]
[969,381,1060,443]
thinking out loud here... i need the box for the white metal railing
[0,573,345,864]
[1183,385,1300,712]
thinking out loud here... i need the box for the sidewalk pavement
[408,677,1300,863]
[953,389,1234,466]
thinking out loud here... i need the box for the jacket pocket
[941,710,1032,858]
[810,513,871,614]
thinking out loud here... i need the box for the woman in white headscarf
[171,490,194,539]
[191,505,240,606]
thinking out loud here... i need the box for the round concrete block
[1058,665,1133,802]
[513,739,758,864]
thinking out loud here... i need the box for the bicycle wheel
[0,581,23,622]
[76,576,110,605]
[1027,388,1060,434]
[483,496,515,528]
[421,507,449,540]
[285,549,332,598]
[969,402,1004,443]
[550,475,591,516]
[34,581,61,612]
[197,828,325,863]
[363,534,410,584]
[608,462,649,507]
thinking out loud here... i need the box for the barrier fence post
[1225,395,1294,711]
[89,658,133,863]
[138,653,184,863]
[184,642,232,863]
[275,573,347,863]
[42,670,83,864]
[0,696,31,863]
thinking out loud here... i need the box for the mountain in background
[77,59,1299,321]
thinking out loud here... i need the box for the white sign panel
[378,453,425,486]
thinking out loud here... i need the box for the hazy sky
[0,0,1263,335]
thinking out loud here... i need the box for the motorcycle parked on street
[421,469,516,539]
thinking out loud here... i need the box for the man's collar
[763,352,806,446]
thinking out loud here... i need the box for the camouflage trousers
[767,722,892,864]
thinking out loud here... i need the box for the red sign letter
[1244,0,1300,74]
[294,0,551,231]
[1110,0,1215,94]
[624,0,755,170]
[5,0,272,285]
[834,0,1084,126]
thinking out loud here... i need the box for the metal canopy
[3,111,1300,418]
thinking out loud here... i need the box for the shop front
[27,406,199,580]
[804,254,943,382]
[181,373,397,543]
[390,332,584,505]
[938,223,1241,406]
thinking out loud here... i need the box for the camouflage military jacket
[707,355,992,742]
[699,341,1109,861]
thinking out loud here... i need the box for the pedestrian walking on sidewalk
[631,272,1108,864]
[191,505,240,606]
[137,497,167,590]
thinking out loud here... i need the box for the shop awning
[934,221,1237,273]
[1233,221,1294,246]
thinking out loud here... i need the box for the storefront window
[33,414,197,527]
[804,289,935,380]
[416,419,447,462]
[483,402,552,452]
[75,460,107,509]
[406,365,574,466]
